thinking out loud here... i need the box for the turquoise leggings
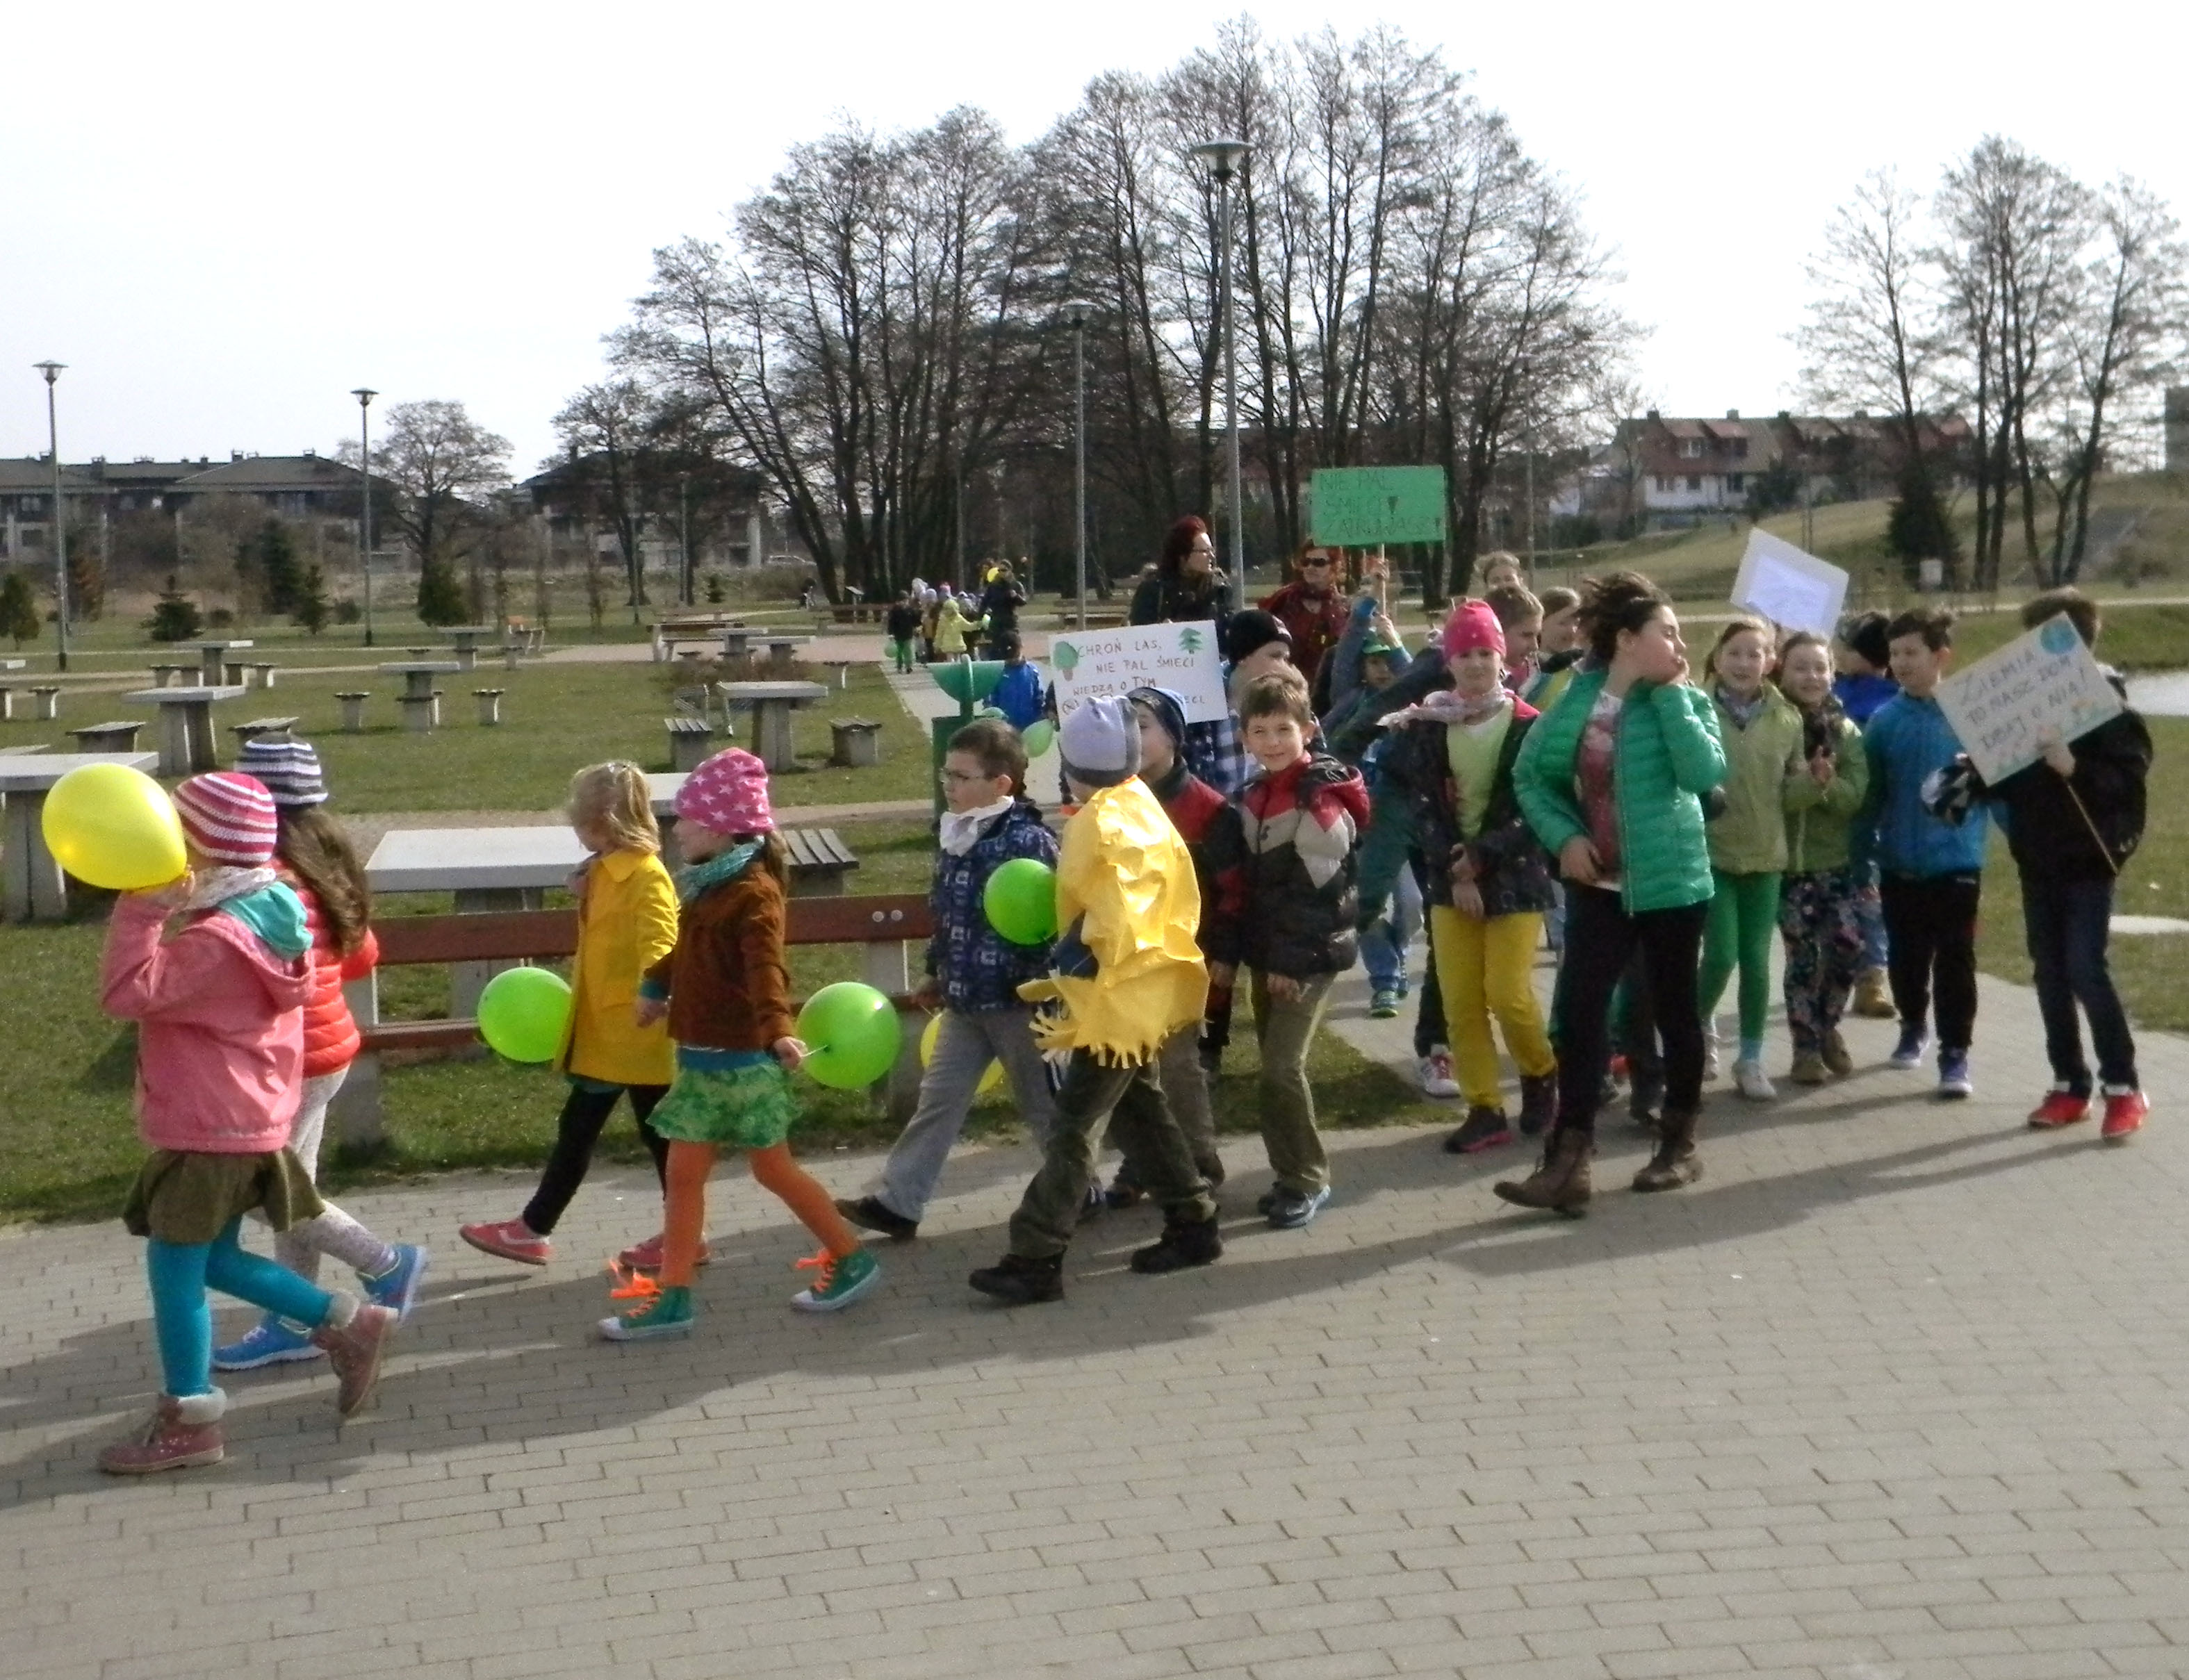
[1698,870,1783,1047]
[147,1217,334,1398]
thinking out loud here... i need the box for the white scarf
[181,864,279,914]
[940,796,1015,856]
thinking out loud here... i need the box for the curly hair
[1575,570,1672,666]
[275,806,371,956]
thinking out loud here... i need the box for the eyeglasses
[940,768,996,785]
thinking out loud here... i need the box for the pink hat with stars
[673,748,776,836]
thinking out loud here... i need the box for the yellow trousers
[1430,906,1556,1110]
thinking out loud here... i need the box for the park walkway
[6,960,2189,1679]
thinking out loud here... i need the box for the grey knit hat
[233,736,327,807]
[1058,695,1142,789]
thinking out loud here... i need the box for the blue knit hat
[233,736,327,807]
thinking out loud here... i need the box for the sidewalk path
[6,973,2189,1679]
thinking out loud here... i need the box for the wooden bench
[821,601,885,625]
[782,826,860,894]
[229,716,300,748]
[664,714,714,771]
[67,720,145,753]
[333,893,933,1140]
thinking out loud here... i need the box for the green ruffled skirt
[648,1059,799,1151]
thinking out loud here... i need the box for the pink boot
[99,1390,227,1475]
[312,1296,397,1419]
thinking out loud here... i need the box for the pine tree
[67,546,106,621]
[0,569,39,647]
[144,573,204,642]
[249,518,302,615]
[1887,465,1960,586]
[415,554,467,626]
[292,563,330,635]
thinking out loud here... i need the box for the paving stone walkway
[5,967,2188,1679]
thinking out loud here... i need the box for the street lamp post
[352,388,377,647]
[1190,140,1252,581]
[33,362,68,672]
[678,473,693,605]
[1059,300,1098,630]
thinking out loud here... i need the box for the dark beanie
[1839,610,1891,671]
[1222,608,1290,666]
[1125,685,1188,752]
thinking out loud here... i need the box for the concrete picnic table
[1,750,161,922]
[188,640,253,685]
[366,825,587,1013]
[378,661,464,730]
[120,684,247,776]
[715,680,828,771]
[443,626,500,669]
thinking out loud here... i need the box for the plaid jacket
[925,799,1060,1011]
[1183,713,1249,800]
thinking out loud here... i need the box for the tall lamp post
[352,388,377,647]
[1058,299,1097,629]
[33,362,69,672]
[1190,139,1251,580]
[678,472,693,605]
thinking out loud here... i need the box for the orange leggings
[662,1140,858,1287]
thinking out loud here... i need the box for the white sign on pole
[1047,621,1228,723]
[1934,613,2124,786]
[1730,529,1849,637]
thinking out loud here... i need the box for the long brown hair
[732,831,789,892]
[277,805,371,954]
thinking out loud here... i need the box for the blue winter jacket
[1858,692,1990,877]
[992,661,1045,732]
[926,799,1060,1010]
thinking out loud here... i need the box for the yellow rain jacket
[557,848,679,1087]
[1018,780,1208,1064]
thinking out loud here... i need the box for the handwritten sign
[1310,466,1448,549]
[1935,614,2124,784]
[1730,529,1848,637]
[1048,620,1228,723]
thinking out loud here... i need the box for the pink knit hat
[172,772,279,866]
[1440,599,1507,661]
[673,748,775,836]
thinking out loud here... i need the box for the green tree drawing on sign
[1051,641,1079,677]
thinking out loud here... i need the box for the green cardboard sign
[1310,466,1448,548]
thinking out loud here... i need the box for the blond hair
[568,760,660,856]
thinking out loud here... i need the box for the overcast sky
[3,1,2180,476]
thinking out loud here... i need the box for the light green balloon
[984,857,1058,946]
[477,967,573,1064]
[1022,719,1056,757]
[796,982,903,1089]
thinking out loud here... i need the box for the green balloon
[796,982,903,1090]
[1022,718,1056,757]
[477,966,573,1064]
[984,857,1058,946]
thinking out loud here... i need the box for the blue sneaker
[362,1244,429,1323]
[1889,1026,1931,1069]
[1937,1049,1974,1100]
[1263,1185,1332,1230]
[213,1316,322,1372]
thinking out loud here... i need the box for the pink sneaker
[459,1218,551,1267]
[98,1391,227,1475]
[615,1232,712,1272]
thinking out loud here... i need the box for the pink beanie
[172,772,279,866]
[674,748,775,836]
[1440,599,1507,661]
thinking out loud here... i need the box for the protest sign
[1048,620,1228,723]
[1310,466,1448,549]
[1934,613,2124,785]
[1730,529,1848,637]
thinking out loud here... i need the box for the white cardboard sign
[1047,621,1228,723]
[1730,529,1849,637]
[1934,613,2124,786]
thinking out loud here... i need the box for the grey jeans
[877,1007,1059,1221]
[1105,1022,1220,1180]
[1251,970,1334,1195]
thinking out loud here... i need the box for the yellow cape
[1017,779,1208,1064]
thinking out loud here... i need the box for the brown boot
[1821,1028,1855,1078]
[1493,1128,1593,1217]
[1852,968,1895,1019]
[1632,1107,1702,1192]
[311,1296,397,1419]
[99,1390,227,1475]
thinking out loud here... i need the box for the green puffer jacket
[1783,711,1869,875]
[1515,668,1727,914]
[1707,685,1805,875]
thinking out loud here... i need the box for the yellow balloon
[918,1012,1006,1096]
[41,763,187,891]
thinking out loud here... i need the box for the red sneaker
[459,1218,551,1266]
[2101,1089,2149,1144]
[2026,1088,2091,1129]
[615,1231,712,1272]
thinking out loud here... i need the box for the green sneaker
[598,1283,694,1342]
[791,1247,880,1312]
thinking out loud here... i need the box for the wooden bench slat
[372,908,580,965]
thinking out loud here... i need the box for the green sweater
[1707,684,1805,875]
[1515,668,1727,914]
[1783,711,1869,875]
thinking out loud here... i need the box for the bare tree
[552,380,653,613]
[344,398,511,593]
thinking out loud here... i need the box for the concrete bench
[335,891,931,1141]
[336,691,371,733]
[819,658,855,689]
[67,720,145,754]
[229,716,300,748]
[830,717,882,768]
[665,714,714,771]
[397,691,443,732]
[0,686,17,721]
[243,661,279,690]
[29,686,60,722]
[782,825,860,895]
[149,663,193,689]
[472,688,505,725]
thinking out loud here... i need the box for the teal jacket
[1783,711,1869,875]
[1707,684,1805,875]
[1515,668,1727,914]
